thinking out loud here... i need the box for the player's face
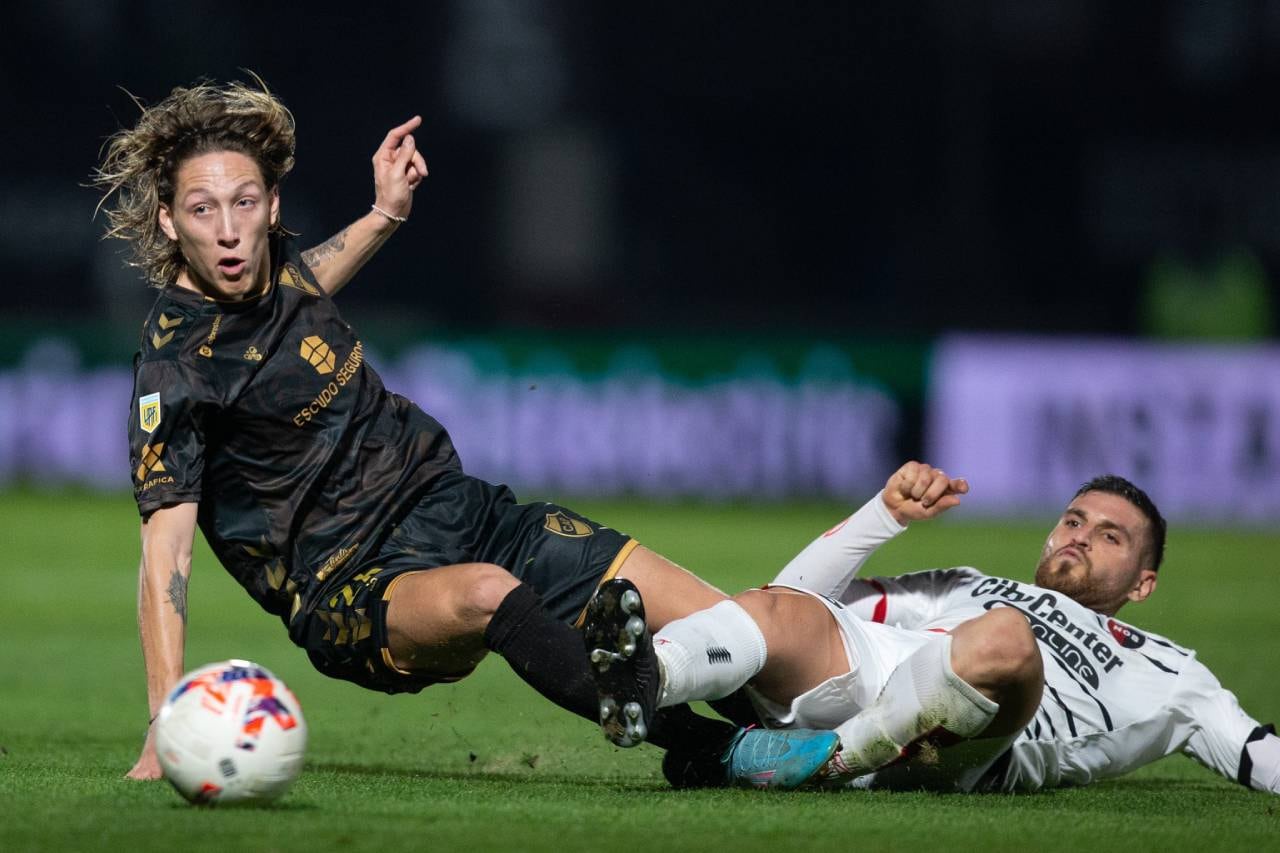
[158,151,279,301]
[1034,490,1157,615]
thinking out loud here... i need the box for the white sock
[652,600,768,707]
[829,635,998,777]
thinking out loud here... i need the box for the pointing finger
[380,115,423,154]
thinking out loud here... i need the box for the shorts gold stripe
[574,537,640,628]
[379,570,431,676]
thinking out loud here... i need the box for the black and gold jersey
[127,237,461,624]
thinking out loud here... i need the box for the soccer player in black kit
[95,77,838,788]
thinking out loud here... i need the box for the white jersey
[771,493,1269,792]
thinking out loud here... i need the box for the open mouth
[218,258,246,277]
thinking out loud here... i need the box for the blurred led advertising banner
[0,339,899,499]
[927,335,1280,523]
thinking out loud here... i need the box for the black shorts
[298,473,635,694]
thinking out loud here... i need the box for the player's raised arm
[127,502,198,781]
[302,116,429,296]
[773,462,968,597]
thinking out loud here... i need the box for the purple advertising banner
[0,339,900,500]
[926,335,1280,523]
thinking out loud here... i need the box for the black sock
[483,583,739,753]
[647,703,738,753]
[708,689,763,728]
[483,582,598,721]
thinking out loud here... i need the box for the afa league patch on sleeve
[139,392,161,434]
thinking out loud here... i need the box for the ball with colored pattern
[155,660,307,805]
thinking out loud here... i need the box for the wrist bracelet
[371,204,408,224]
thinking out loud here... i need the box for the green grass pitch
[2,489,1278,852]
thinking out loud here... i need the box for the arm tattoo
[166,570,188,624]
[301,227,349,268]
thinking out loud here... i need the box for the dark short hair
[1074,475,1167,571]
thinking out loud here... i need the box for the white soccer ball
[155,659,307,805]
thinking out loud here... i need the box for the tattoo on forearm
[301,227,349,268]
[166,570,188,624]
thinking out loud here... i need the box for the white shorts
[747,585,1015,792]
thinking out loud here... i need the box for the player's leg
[947,606,1045,735]
[640,585,845,711]
[587,557,850,752]
[612,545,727,627]
[590,549,766,744]
[825,606,1042,781]
[383,561,609,720]
[383,562,514,674]
[584,577,840,788]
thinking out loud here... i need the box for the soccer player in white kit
[595,463,1280,794]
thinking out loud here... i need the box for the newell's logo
[138,393,161,434]
[544,511,592,538]
[299,335,335,374]
[1107,618,1146,649]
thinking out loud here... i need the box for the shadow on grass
[307,760,665,793]
[158,798,322,812]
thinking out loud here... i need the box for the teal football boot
[725,727,840,789]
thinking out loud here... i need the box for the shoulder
[133,291,223,400]
[274,235,326,298]
[898,566,986,586]
[136,290,211,366]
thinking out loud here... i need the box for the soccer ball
[155,660,307,805]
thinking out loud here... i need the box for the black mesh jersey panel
[127,237,461,623]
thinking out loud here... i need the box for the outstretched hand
[372,116,429,221]
[881,461,969,525]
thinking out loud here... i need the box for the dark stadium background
[7,0,1279,335]
[1,1,1277,517]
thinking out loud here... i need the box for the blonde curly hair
[93,75,296,286]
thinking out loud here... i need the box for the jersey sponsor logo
[243,346,263,361]
[972,578,1124,688]
[199,313,222,358]
[279,263,320,295]
[299,335,336,374]
[1106,618,1146,649]
[544,510,592,537]
[293,342,365,427]
[138,393,161,434]
[135,442,175,491]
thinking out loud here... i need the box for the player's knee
[957,608,1041,690]
[454,563,520,628]
[730,588,779,632]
